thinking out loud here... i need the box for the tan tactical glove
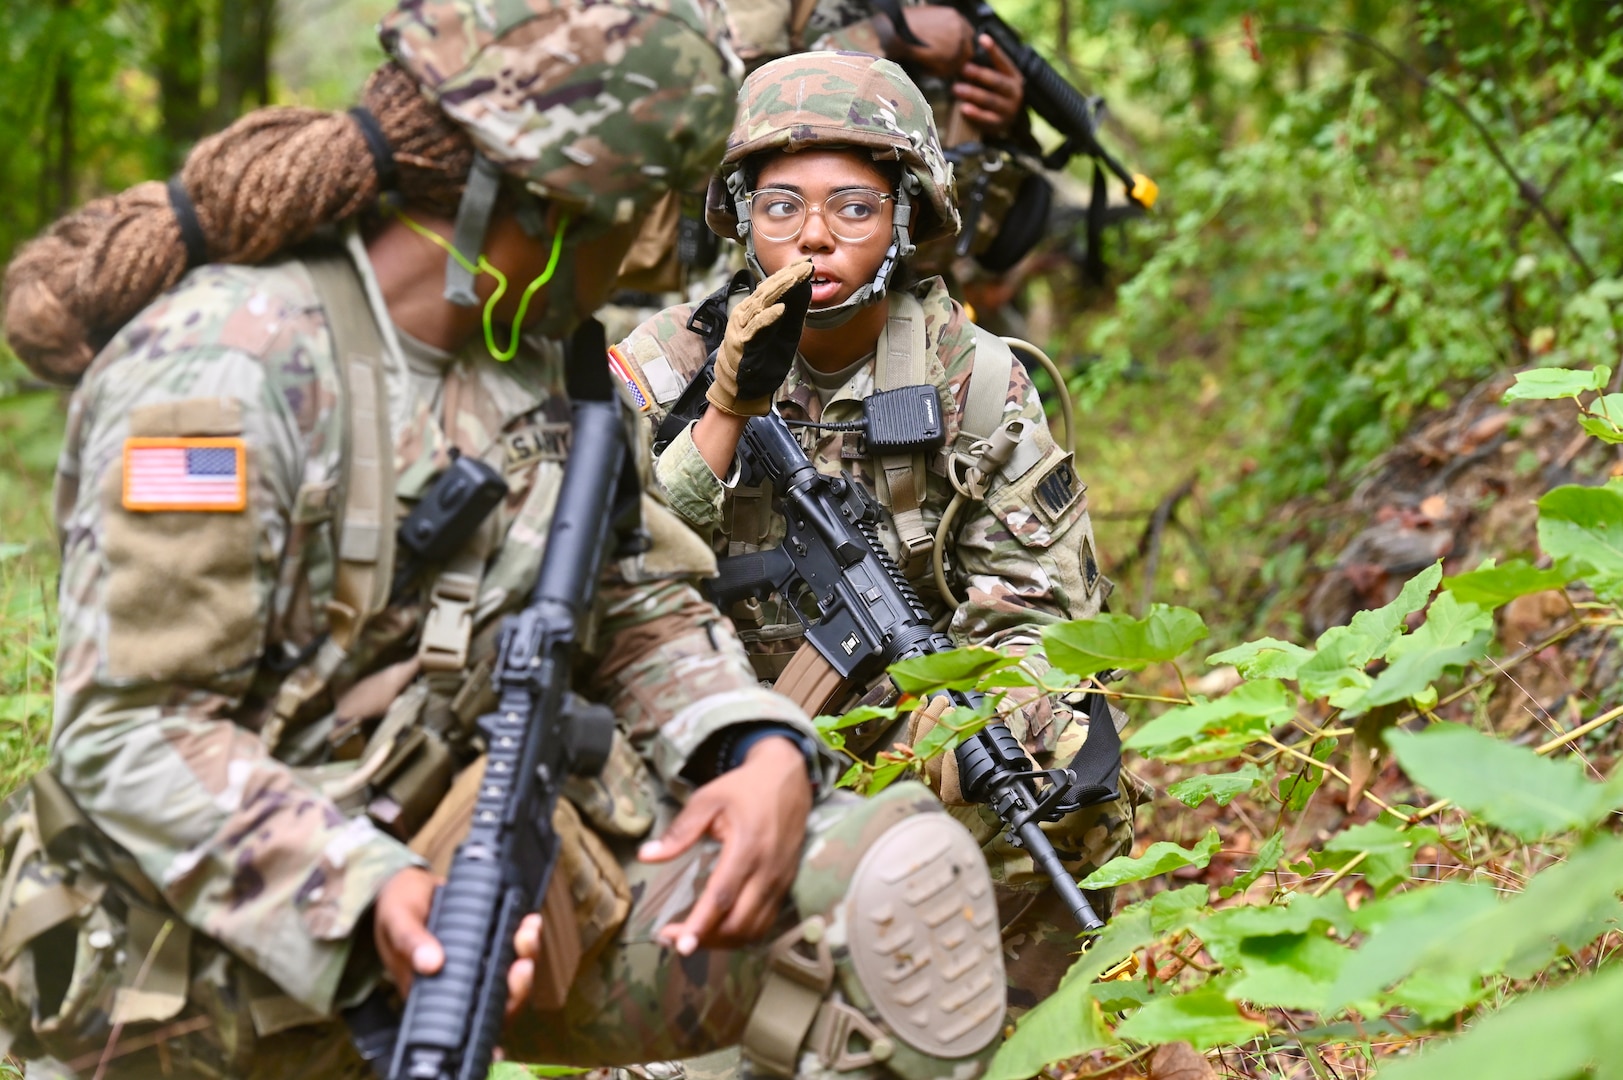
[905,693,971,806]
[706,258,814,416]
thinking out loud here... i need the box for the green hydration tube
[395,209,571,362]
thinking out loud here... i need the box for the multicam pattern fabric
[0,249,1004,1078]
[380,0,743,222]
[708,52,958,245]
[617,277,1139,1010]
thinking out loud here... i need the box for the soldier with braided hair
[0,5,1008,1079]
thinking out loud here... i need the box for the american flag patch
[123,437,248,512]
[607,345,652,413]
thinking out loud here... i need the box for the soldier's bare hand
[375,866,444,994]
[505,912,542,1017]
[887,6,974,77]
[955,35,1025,133]
[639,737,813,953]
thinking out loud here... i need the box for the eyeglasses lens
[750,189,887,243]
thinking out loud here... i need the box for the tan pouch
[409,759,632,1010]
[103,398,262,681]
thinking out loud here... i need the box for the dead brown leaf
[1147,1042,1217,1080]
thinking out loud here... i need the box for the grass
[0,362,64,802]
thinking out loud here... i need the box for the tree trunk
[213,0,275,126]
[156,0,209,167]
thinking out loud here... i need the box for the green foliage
[1080,828,1222,889]
[966,356,1623,1078]
[1042,605,1207,678]
[1387,724,1623,840]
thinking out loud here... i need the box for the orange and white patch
[122,437,248,512]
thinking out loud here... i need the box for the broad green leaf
[1321,821,1440,894]
[1344,836,1623,1021]
[1388,723,1623,840]
[1123,680,1293,762]
[984,906,1156,1080]
[1167,765,1265,808]
[1219,932,1352,1011]
[1580,415,1623,443]
[1501,365,1609,401]
[910,701,990,761]
[1443,558,1574,608]
[1150,883,1211,934]
[1379,965,1623,1080]
[1201,891,1356,943]
[1207,638,1313,680]
[1220,830,1285,899]
[862,759,910,795]
[1297,564,1441,700]
[815,704,899,736]
[1042,605,1207,678]
[1342,561,1443,648]
[1279,737,1335,811]
[1080,827,1221,889]
[1114,984,1267,1050]
[1538,484,1623,598]
[1323,881,1500,1014]
[889,647,1020,694]
[1087,978,1154,1012]
[1343,592,1492,715]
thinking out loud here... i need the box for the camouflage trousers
[18,782,1003,1080]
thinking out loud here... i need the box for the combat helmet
[705,51,960,329]
[381,0,742,332]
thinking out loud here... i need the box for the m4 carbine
[380,319,633,1080]
[939,0,1155,206]
[708,408,1123,933]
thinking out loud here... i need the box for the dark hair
[4,63,476,384]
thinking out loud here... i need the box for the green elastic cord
[395,210,571,362]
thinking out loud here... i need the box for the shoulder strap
[267,252,398,740]
[959,325,1015,446]
[873,292,933,576]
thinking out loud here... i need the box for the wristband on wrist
[718,722,819,783]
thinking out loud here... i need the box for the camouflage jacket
[613,276,1110,754]
[45,243,813,1018]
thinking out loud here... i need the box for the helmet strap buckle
[445,155,503,307]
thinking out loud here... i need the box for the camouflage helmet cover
[706,51,959,244]
[380,0,743,227]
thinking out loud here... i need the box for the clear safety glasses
[746,187,895,243]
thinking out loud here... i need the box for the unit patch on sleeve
[607,345,653,413]
[122,437,248,512]
[1034,456,1083,520]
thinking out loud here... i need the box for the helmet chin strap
[445,156,586,340]
[733,171,918,330]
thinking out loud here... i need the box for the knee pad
[838,809,1007,1067]
[742,787,1006,1080]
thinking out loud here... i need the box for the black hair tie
[348,105,401,207]
[166,175,208,271]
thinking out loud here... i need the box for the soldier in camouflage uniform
[0,4,1008,1078]
[612,53,1140,1026]
[606,0,1031,337]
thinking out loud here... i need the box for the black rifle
[708,409,1122,933]
[938,0,1145,193]
[383,319,632,1080]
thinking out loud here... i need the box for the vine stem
[1263,735,1401,816]
[1536,703,1623,755]
[1066,1045,1158,1080]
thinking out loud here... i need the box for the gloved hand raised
[706,259,814,416]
